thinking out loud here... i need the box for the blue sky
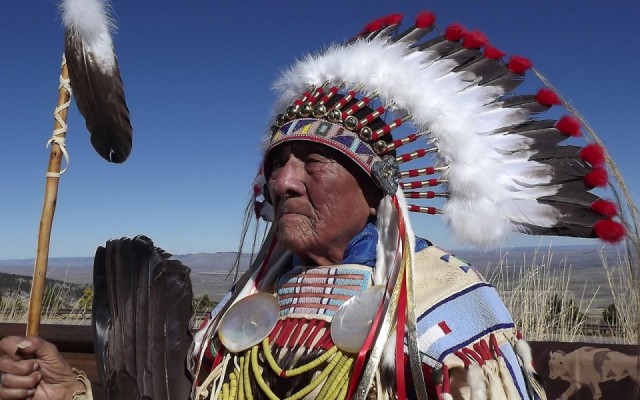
[1,1,638,259]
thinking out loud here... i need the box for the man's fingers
[0,370,41,390]
[0,385,35,400]
[0,358,38,376]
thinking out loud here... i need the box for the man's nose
[270,156,306,200]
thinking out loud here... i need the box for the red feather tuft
[444,23,466,41]
[415,11,436,29]
[463,31,488,49]
[508,55,533,74]
[364,18,384,33]
[483,45,506,60]
[383,13,403,26]
[584,166,608,188]
[555,115,582,137]
[535,88,561,106]
[591,199,618,218]
[593,219,626,243]
[579,143,605,165]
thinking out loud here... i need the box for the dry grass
[485,246,638,344]
[601,248,639,343]
[0,281,91,325]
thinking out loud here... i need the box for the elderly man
[1,10,624,400]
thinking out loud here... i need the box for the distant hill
[0,271,89,307]
[0,252,253,296]
[0,244,629,302]
[454,244,629,271]
[0,244,627,277]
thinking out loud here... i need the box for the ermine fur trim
[514,339,535,375]
[375,194,399,285]
[468,363,487,400]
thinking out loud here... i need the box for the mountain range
[0,244,631,303]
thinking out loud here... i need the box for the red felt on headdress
[584,166,608,188]
[593,219,626,243]
[591,199,618,218]
[579,143,605,165]
[445,23,466,41]
[483,45,506,60]
[535,88,561,106]
[415,11,436,29]
[383,13,403,26]
[507,55,533,74]
[364,18,384,33]
[555,115,582,137]
[463,31,488,49]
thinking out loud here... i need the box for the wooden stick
[26,56,71,336]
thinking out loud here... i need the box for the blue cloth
[342,221,378,266]
[291,221,429,267]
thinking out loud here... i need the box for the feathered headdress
[60,0,132,163]
[261,11,625,247]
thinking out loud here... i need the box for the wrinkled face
[266,142,377,266]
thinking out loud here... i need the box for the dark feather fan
[61,0,133,163]
[92,235,194,400]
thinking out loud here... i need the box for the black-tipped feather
[415,36,461,58]
[455,55,505,84]
[528,145,584,161]
[393,25,435,45]
[443,47,482,66]
[481,69,526,93]
[515,221,597,238]
[92,235,193,400]
[514,202,604,238]
[515,158,591,186]
[64,32,133,163]
[539,188,600,208]
[501,94,552,113]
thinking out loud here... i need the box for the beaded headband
[259,11,625,246]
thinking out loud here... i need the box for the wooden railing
[1,323,638,399]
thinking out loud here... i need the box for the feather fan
[92,235,193,399]
[60,0,133,163]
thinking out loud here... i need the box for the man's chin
[277,224,312,253]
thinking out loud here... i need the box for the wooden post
[26,56,71,336]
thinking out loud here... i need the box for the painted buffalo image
[548,346,639,399]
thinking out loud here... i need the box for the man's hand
[0,336,85,400]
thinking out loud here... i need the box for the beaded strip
[277,265,372,319]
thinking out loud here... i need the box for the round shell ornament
[218,292,280,353]
[330,285,385,353]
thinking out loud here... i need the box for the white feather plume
[60,0,116,71]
